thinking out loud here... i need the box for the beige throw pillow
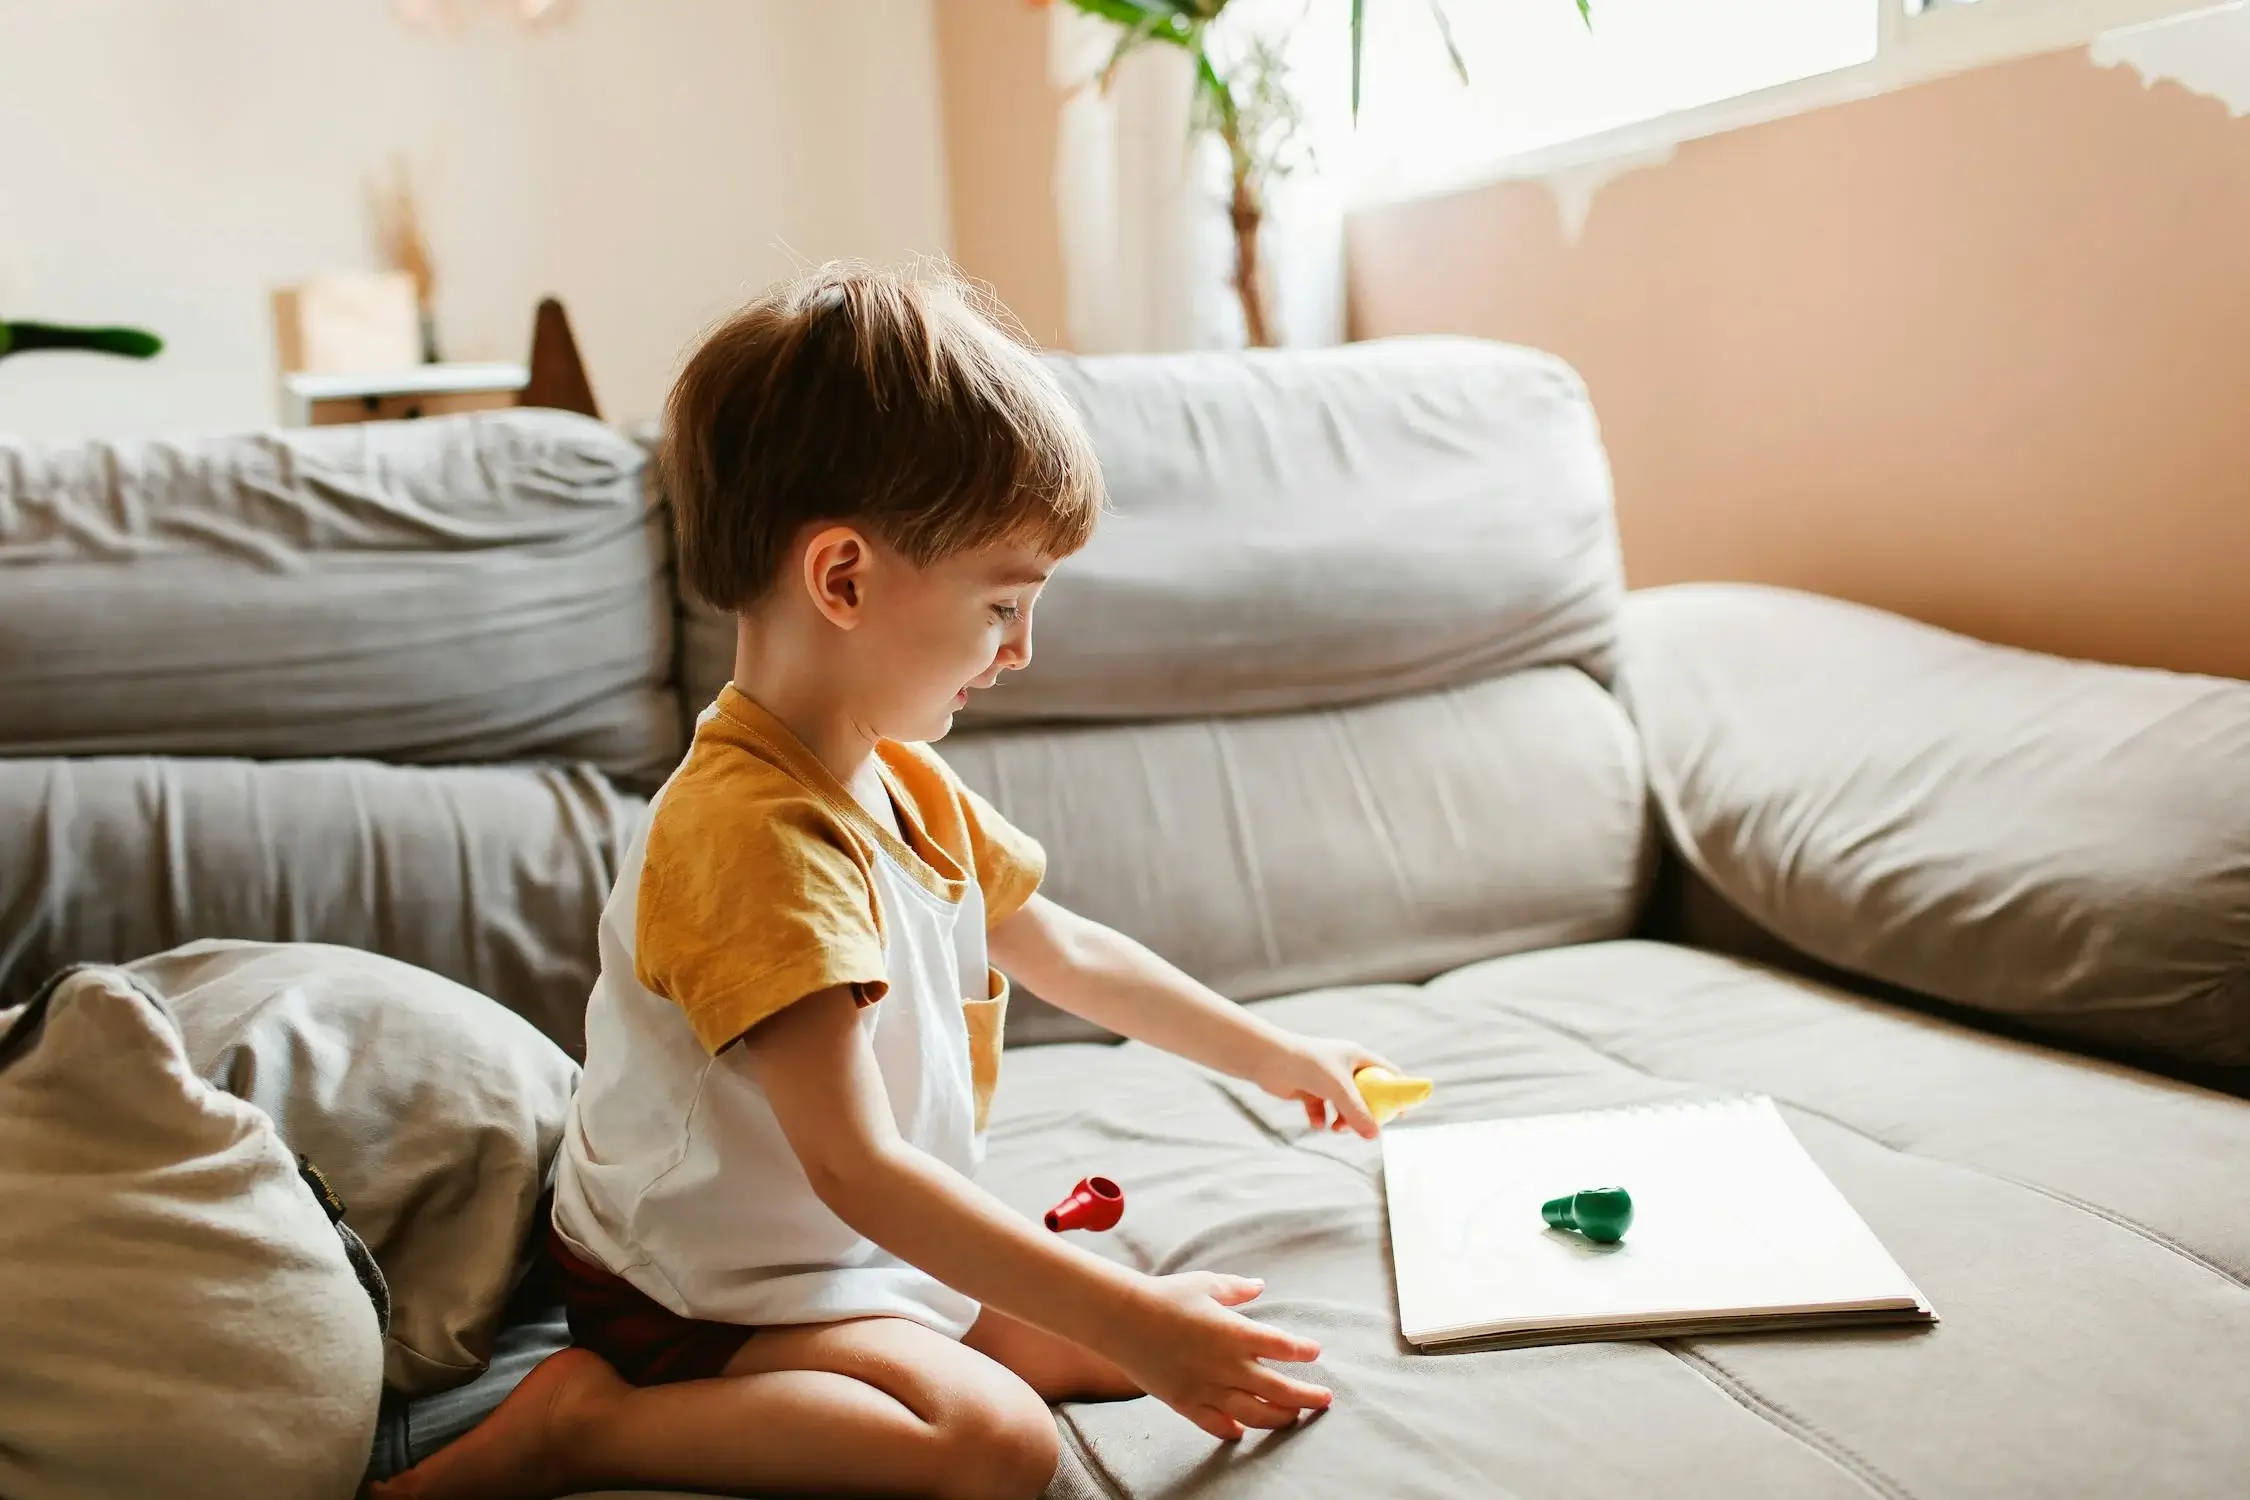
[130,940,582,1396]
[0,967,384,1500]
[1621,584,2250,1066]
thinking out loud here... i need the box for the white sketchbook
[1381,1095,1935,1349]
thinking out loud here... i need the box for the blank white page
[1382,1095,1931,1347]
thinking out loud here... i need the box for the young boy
[374,264,1391,1500]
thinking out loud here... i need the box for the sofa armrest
[1620,584,2250,1070]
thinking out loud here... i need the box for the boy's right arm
[738,985,1334,1440]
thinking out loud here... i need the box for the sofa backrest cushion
[0,756,640,1056]
[946,665,1653,1044]
[677,338,1626,725]
[0,411,680,787]
[1621,583,2250,1068]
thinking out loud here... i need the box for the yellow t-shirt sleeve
[634,776,887,1055]
[957,782,1045,927]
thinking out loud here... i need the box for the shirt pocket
[961,967,1009,1134]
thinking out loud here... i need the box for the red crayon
[1043,1176,1125,1233]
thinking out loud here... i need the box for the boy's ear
[800,525,870,629]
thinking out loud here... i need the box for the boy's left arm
[989,894,1390,1138]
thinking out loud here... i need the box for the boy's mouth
[951,688,970,709]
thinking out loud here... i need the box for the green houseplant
[1042,0,1589,346]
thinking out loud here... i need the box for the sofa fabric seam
[1659,1341,1916,1500]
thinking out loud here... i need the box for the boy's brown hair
[661,261,1104,611]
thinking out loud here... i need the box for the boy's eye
[992,602,1022,623]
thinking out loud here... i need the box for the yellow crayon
[1353,1065,1434,1126]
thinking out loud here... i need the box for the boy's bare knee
[931,1384,1058,1500]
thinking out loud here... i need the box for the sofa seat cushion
[964,941,2250,1500]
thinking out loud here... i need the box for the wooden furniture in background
[521,297,600,419]
[284,363,529,426]
[272,273,422,375]
[279,294,596,427]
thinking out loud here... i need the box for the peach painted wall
[1348,47,2250,682]
[934,0,1071,349]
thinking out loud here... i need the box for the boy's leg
[370,1316,1058,1500]
[963,1306,1144,1404]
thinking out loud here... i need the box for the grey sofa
[2,339,2246,1499]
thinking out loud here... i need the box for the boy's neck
[730,618,881,788]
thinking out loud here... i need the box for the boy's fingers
[1244,1365,1333,1411]
[1331,1080,1381,1139]
[1299,1095,1326,1131]
[1219,1393,1302,1431]
[1246,1321,1322,1362]
[1188,1406,1246,1442]
[1209,1274,1265,1307]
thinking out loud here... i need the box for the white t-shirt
[551,688,1039,1335]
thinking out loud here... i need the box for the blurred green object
[0,321,164,361]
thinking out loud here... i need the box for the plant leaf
[1422,0,1468,86]
[1576,0,1592,27]
[1349,0,1364,122]
[1058,0,1148,25]
[1059,0,1195,44]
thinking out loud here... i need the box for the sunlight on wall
[2092,1,2250,112]
[1329,0,1876,197]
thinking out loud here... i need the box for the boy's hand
[1108,1273,1331,1441]
[1251,1034,1392,1139]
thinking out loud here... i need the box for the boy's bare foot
[368,1347,615,1500]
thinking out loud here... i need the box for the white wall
[0,0,952,439]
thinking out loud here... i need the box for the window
[1353,0,1876,168]
[1316,0,2228,202]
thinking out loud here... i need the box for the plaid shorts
[548,1228,757,1386]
